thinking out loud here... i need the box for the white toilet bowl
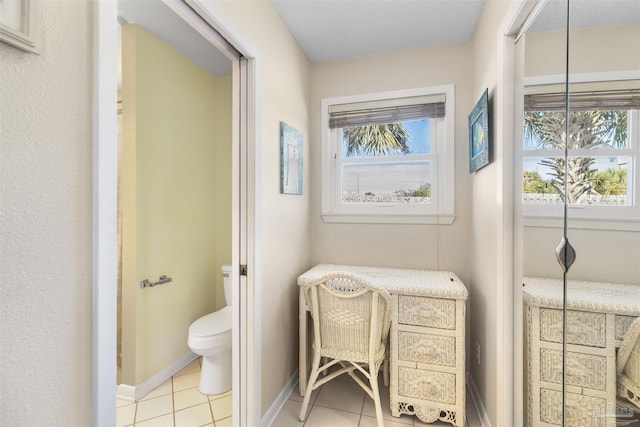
[188,265,232,395]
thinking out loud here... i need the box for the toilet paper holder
[140,275,173,288]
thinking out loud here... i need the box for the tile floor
[116,359,232,427]
[273,372,481,427]
[117,359,480,427]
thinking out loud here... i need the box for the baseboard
[116,352,199,402]
[264,370,492,427]
[467,372,493,427]
[116,383,136,402]
[262,369,299,427]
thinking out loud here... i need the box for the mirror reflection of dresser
[523,277,640,426]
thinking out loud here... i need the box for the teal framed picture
[468,89,490,173]
[280,122,303,195]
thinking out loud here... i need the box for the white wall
[0,0,310,421]
[210,0,312,416]
[468,1,516,425]
[310,44,473,283]
[0,2,93,425]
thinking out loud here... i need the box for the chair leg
[370,368,385,427]
[299,354,322,421]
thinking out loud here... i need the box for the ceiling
[271,0,486,63]
[529,0,640,33]
[117,0,639,78]
[118,0,233,76]
[117,0,486,76]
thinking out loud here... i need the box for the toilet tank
[222,264,232,306]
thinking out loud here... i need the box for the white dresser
[298,264,468,426]
[523,277,640,427]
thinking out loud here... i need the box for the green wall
[120,24,232,385]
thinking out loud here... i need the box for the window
[321,85,455,224]
[522,84,640,226]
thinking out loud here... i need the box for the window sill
[523,215,640,231]
[321,213,456,225]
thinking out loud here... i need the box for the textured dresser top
[523,276,640,315]
[298,263,468,300]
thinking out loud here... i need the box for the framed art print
[468,89,490,173]
[0,0,38,53]
[280,122,303,195]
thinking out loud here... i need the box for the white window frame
[520,72,640,231]
[321,85,455,224]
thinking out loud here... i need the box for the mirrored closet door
[517,1,640,425]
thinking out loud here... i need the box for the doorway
[92,1,260,426]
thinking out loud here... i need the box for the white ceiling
[117,0,639,79]
[118,0,233,76]
[271,0,486,63]
[529,0,640,33]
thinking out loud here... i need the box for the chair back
[303,273,391,364]
[618,316,640,384]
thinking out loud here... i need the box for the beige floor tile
[413,418,456,427]
[141,380,173,401]
[272,399,305,427]
[314,379,366,414]
[288,390,304,403]
[304,406,361,427]
[210,395,232,420]
[208,389,232,401]
[289,386,321,405]
[359,414,413,427]
[135,413,174,427]
[174,402,213,427]
[173,372,201,392]
[174,387,209,411]
[116,402,136,427]
[174,359,201,377]
[215,417,233,427]
[136,394,174,422]
[361,386,412,424]
[117,398,135,408]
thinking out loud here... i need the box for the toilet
[188,264,232,395]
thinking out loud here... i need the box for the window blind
[524,89,640,112]
[329,94,446,129]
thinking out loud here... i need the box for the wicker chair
[299,273,392,427]
[617,316,640,409]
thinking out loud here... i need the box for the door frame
[91,1,262,426]
[505,1,550,426]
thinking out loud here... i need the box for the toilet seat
[189,306,232,337]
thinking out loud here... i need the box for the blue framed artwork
[280,122,303,195]
[468,89,490,173]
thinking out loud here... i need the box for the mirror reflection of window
[523,89,639,208]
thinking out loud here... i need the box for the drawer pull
[566,358,583,371]
[419,310,437,320]
[566,325,582,339]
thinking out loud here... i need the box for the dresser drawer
[539,388,606,427]
[397,331,456,367]
[397,295,456,329]
[539,348,607,391]
[397,367,456,404]
[539,309,606,348]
